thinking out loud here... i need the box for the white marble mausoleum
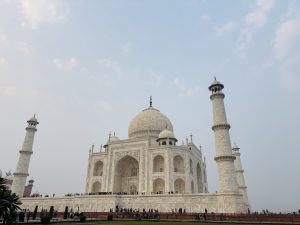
[16,79,250,213]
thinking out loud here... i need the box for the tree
[32,205,38,220]
[0,177,22,225]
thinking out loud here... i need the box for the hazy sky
[1,0,300,213]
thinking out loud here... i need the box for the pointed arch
[153,155,164,172]
[114,155,139,193]
[189,158,193,174]
[174,178,185,194]
[93,161,103,176]
[197,163,203,193]
[173,155,184,173]
[153,178,165,194]
[92,181,101,193]
[130,185,137,195]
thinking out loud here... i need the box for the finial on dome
[27,114,39,126]
[149,96,152,107]
[214,76,216,81]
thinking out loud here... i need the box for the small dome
[232,143,240,151]
[208,77,224,91]
[211,79,221,86]
[128,106,173,139]
[28,179,34,184]
[27,115,38,123]
[158,128,175,139]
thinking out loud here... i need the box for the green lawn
[63,221,270,225]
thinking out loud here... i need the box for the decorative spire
[150,96,152,107]
[232,142,240,151]
[208,77,224,92]
[190,133,193,143]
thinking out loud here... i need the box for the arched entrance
[174,178,185,193]
[189,159,193,174]
[173,155,184,173]
[197,163,203,193]
[93,161,103,176]
[92,181,101,193]
[153,178,165,194]
[153,155,164,172]
[113,155,139,194]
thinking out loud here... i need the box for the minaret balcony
[13,172,29,176]
[211,123,231,131]
[214,155,236,162]
[19,150,33,154]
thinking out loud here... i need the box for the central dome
[128,106,173,139]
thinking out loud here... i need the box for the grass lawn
[61,221,270,225]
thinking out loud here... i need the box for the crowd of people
[29,191,192,197]
[111,207,163,220]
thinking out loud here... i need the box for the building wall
[85,138,207,195]
[20,193,247,213]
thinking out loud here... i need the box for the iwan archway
[113,155,139,194]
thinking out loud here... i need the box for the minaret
[232,144,250,206]
[209,79,239,193]
[11,115,39,196]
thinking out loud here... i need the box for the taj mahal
[10,79,250,213]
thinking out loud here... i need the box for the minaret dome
[27,114,39,128]
[208,77,224,93]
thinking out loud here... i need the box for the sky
[0,0,300,213]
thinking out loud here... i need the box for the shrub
[32,206,38,220]
[63,206,68,219]
[40,215,51,224]
[0,177,21,225]
[107,214,113,221]
[18,211,25,222]
[49,206,54,219]
[79,214,86,223]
